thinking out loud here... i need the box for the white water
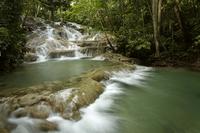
[28,23,105,62]
[91,55,105,61]
[34,25,85,62]
[63,26,83,41]
[9,66,152,133]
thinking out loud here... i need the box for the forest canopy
[0,0,200,70]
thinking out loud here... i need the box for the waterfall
[35,25,68,62]
[63,26,83,41]
[25,22,107,63]
[46,25,54,39]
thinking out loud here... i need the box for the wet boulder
[24,53,38,62]
[80,46,107,57]
[13,108,28,118]
[48,50,75,58]
[18,94,42,107]
[0,128,9,133]
[29,109,49,119]
[38,120,58,132]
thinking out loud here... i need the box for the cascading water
[26,22,106,63]
[8,66,151,133]
[63,26,83,41]
[33,25,84,62]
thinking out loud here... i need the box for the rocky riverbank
[150,57,200,71]
[0,53,135,133]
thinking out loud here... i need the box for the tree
[152,0,162,57]
[0,0,26,71]
[38,0,70,21]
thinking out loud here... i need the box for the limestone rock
[39,120,58,132]
[24,53,38,62]
[29,109,49,119]
[48,50,75,58]
[90,70,108,82]
[18,94,41,107]
[0,128,9,133]
[13,108,27,118]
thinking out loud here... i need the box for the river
[115,67,200,133]
[0,60,111,89]
[2,63,200,133]
[1,19,200,133]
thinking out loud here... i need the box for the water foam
[91,56,105,61]
[9,65,151,133]
[29,24,104,63]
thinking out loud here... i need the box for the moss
[0,53,135,121]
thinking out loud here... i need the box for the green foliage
[188,35,200,57]
[68,0,200,62]
[65,0,154,58]
[0,0,26,71]
[1,0,200,70]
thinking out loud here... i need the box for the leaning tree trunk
[97,10,115,52]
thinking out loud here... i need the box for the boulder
[90,70,109,82]
[48,50,75,58]
[80,46,107,57]
[0,114,17,132]
[13,109,27,118]
[29,107,49,119]
[24,53,38,62]
[38,120,58,132]
[23,17,45,32]
[77,41,107,47]
[0,128,9,133]
[18,94,41,107]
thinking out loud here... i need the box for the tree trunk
[174,0,184,36]
[174,0,191,46]
[97,10,115,52]
[152,0,162,57]
[50,0,54,21]
[35,4,40,18]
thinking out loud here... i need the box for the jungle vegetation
[0,0,200,70]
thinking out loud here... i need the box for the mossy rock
[24,53,38,62]
[0,128,9,133]
[38,120,58,132]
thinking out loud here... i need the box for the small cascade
[63,26,83,41]
[25,21,108,63]
[46,25,54,38]
[7,66,151,133]
[35,26,68,62]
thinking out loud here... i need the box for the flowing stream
[1,64,200,133]
[1,20,200,133]
[0,60,111,89]
[26,21,106,63]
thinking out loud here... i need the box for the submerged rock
[0,52,135,123]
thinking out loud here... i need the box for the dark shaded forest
[1,0,200,70]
